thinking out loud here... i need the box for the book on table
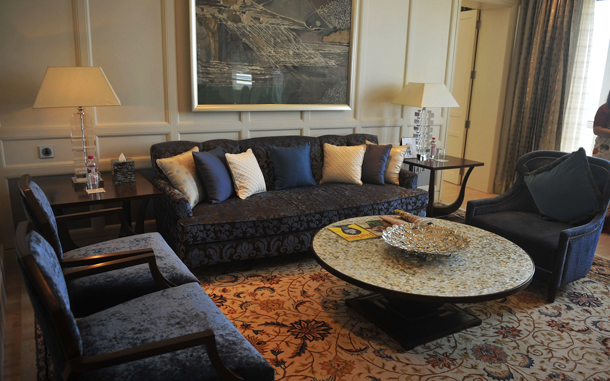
[356,219,393,237]
[327,224,377,241]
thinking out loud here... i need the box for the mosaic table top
[312,217,534,300]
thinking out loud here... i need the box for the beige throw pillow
[366,140,409,185]
[320,143,366,185]
[156,146,203,207]
[225,149,267,199]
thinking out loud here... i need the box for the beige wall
[0,0,459,249]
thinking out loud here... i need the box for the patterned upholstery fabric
[64,232,199,317]
[27,181,63,256]
[181,183,425,244]
[78,283,274,380]
[150,134,426,267]
[23,230,83,353]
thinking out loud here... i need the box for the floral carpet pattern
[196,255,610,381]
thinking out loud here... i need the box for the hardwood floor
[3,182,610,378]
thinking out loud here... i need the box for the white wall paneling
[0,0,459,248]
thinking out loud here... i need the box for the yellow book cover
[327,224,378,241]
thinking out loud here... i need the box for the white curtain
[560,0,595,154]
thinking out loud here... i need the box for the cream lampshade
[33,67,121,182]
[393,82,458,160]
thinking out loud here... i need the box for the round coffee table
[312,216,535,350]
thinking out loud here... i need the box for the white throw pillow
[366,140,409,185]
[156,147,203,207]
[225,149,267,199]
[320,143,366,185]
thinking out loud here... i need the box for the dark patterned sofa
[150,134,428,268]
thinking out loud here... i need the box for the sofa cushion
[78,283,274,380]
[320,144,366,184]
[467,211,572,273]
[65,232,198,317]
[239,136,323,190]
[156,147,203,207]
[179,183,428,245]
[362,144,391,185]
[524,148,602,223]
[269,143,316,190]
[226,149,267,199]
[192,147,235,203]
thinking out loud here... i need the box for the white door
[445,9,479,184]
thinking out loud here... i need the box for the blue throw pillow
[524,148,603,223]
[269,143,316,190]
[192,147,235,203]
[362,144,391,185]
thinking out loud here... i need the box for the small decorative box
[111,158,136,184]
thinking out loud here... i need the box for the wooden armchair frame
[15,222,242,381]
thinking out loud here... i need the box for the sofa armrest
[465,179,537,222]
[152,177,193,220]
[399,169,418,189]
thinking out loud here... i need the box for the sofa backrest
[149,133,379,189]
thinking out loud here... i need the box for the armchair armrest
[465,179,537,222]
[61,248,154,268]
[399,169,418,189]
[63,253,172,290]
[66,330,243,381]
[152,177,193,220]
[550,210,605,288]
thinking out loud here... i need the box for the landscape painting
[190,0,354,111]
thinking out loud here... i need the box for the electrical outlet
[39,145,54,159]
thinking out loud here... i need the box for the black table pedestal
[345,294,482,350]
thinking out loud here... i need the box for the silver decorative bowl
[382,223,471,260]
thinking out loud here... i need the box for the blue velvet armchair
[466,150,610,302]
[19,174,199,316]
[15,221,275,380]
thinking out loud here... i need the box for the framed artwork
[189,0,357,112]
[401,137,416,159]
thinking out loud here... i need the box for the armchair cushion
[524,148,603,223]
[78,283,274,380]
[65,233,198,317]
[467,211,572,273]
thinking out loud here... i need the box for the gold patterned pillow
[225,149,267,199]
[156,147,203,207]
[366,141,409,185]
[320,143,366,185]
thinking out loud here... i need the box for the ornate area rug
[195,255,610,381]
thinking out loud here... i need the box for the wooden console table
[33,172,161,234]
[404,155,484,217]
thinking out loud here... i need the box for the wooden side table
[33,172,161,234]
[404,155,484,217]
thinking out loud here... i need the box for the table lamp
[393,82,458,160]
[33,67,121,182]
